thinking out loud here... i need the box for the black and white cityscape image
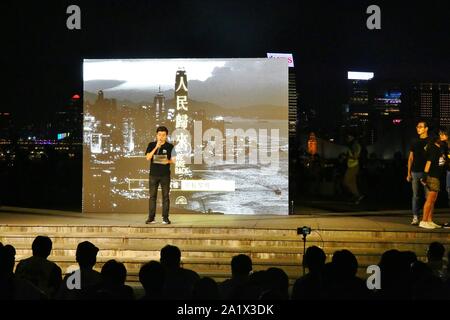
[83,59,289,214]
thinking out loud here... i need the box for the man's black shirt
[145,141,176,177]
[410,137,430,172]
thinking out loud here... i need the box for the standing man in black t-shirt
[407,121,429,225]
[145,126,176,224]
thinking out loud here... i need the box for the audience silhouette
[0,242,46,299]
[15,236,62,298]
[292,245,326,300]
[139,260,165,300]
[1,239,449,300]
[95,259,134,300]
[192,277,219,300]
[159,244,200,300]
[218,254,253,300]
[56,241,102,300]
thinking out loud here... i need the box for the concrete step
[0,225,297,237]
[1,231,300,246]
[3,222,446,286]
[10,243,430,261]
[1,225,449,240]
[2,232,448,253]
[14,255,302,276]
[3,229,442,271]
[304,239,450,250]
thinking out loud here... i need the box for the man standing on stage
[407,121,429,225]
[145,126,176,224]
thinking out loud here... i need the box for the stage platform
[1,206,449,293]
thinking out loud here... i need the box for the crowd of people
[1,236,449,300]
[297,144,410,206]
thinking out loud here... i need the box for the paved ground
[1,206,449,233]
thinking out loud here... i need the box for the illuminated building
[348,72,373,105]
[121,107,135,155]
[441,85,450,126]
[288,69,298,138]
[154,86,166,128]
[373,89,402,117]
[412,83,450,126]
[346,71,374,124]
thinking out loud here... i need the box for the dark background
[1,0,449,211]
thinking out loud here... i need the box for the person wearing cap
[56,241,102,299]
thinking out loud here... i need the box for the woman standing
[419,132,447,229]
[440,128,450,207]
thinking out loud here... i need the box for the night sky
[2,0,450,129]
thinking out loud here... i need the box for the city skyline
[83,59,289,109]
[4,2,450,126]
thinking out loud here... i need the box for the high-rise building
[341,72,375,145]
[86,90,118,123]
[348,72,373,102]
[415,84,433,119]
[366,81,405,147]
[83,90,120,155]
[121,107,135,155]
[288,69,298,138]
[412,83,450,126]
[438,84,450,126]
[50,94,83,143]
[372,88,402,117]
[346,72,374,124]
[349,81,370,105]
[154,86,166,128]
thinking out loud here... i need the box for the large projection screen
[83,58,289,215]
